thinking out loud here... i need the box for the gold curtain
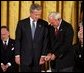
[1,1,81,44]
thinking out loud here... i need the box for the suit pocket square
[11,47,14,51]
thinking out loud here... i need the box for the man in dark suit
[15,3,48,72]
[1,26,18,72]
[45,12,74,72]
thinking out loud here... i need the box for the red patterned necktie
[55,28,59,36]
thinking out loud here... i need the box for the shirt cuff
[15,55,20,57]
[7,62,11,67]
[41,55,46,57]
[1,63,4,65]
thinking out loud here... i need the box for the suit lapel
[7,39,12,51]
[58,20,64,41]
[59,20,64,32]
[25,18,32,41]
[34,19,42,40]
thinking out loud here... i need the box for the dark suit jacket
[15,17,48,65]
[48,20,74,69]
[73,42,83,72]
[1,38,18,72]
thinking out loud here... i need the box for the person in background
[73,1,83,72]
[73,22,83,72]
[1,26,18,72]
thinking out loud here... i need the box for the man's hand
[51,54,56,60]
[5,64,9,69]
[45,53,52,61]
[1,64,7,72]
[15,55,20,65]
[39,56,46,65]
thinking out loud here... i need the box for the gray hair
[30,3,42,13]
[48,12,61,20]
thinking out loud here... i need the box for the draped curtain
[1,1,81,44]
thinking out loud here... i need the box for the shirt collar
[57,19,62,30]
[30,17,33,22]
[3,38,9,45]
[30,17,37,28]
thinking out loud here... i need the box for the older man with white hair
[45,12,74,72]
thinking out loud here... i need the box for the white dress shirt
[30,17,37,29]
[3,38,9,45]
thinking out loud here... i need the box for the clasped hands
[15,54,56,65]
[1,64,9,72]
[39,53,56,65]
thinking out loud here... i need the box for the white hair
[48,12,61,20]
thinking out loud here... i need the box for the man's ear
[8,32,10,36]
[58,18,61,21]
